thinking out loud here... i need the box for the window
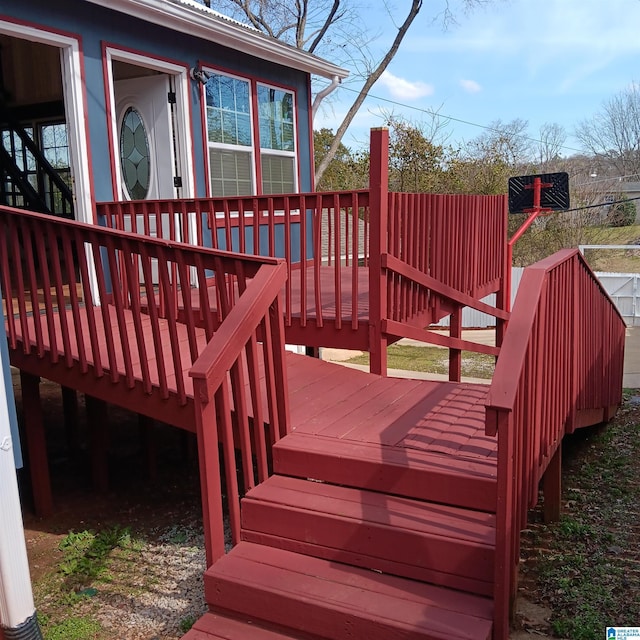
[119,108,150,200]
[257,84,296,194]
[204,71,297,196]
[2,122,72,215]
[205,73,253,196]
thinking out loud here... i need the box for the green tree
[385,114,449,193]
[313,128,368,191]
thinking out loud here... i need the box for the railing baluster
[138,242,168,399]
[121,236,152,393]
[45,222,73,367]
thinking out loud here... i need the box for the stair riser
[242,530,493,597]
[205,574,491,640]
[241,501,494,593]
[272,447,497,512]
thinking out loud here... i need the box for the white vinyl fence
[435,268,638,328]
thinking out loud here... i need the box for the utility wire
[554,195,640,215]
[338,84,587,155]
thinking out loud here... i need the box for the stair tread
[244,474,496,545]
[205,542,493,640]
[276,431,496,478]
[182,612,313,639]
[273,431,496,511]
[241,475,494,594]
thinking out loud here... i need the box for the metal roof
[83,0,349,80]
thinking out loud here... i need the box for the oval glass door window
[120,107,150,199]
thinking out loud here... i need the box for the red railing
[0,205,290,566]
[485,248,625,640]
[0,205,277,403]
[98,131,508,365]
[98,191,371,331]
[190,260,290,567]
[387,192,506,304]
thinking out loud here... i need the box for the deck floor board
[8,305,497,478]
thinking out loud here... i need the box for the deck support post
[449,311,462,382]
[86,396,109,493]
[543,444,562,523]
[368,127,390,377]
[20,372,53,517]
[369,329,387,377]
[495,281,507,349]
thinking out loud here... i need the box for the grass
[58,526,143,592]
[35,525,147,640]
[519,391,640,639]
[39,615,102,640]
[345,343,495,379]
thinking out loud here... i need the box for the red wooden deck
[1,159,626,640]
[98,128,509,375]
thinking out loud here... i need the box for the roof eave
[84,0,349,80]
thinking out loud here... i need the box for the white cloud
[460,79,481,94]
[377,71,434,101]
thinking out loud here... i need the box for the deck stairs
[185,418,496,640]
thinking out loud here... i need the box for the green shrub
[608,196,637,227]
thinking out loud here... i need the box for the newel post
[368,127,389,376]
[191,377,225,567]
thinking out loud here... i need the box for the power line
[557,194,640,215]
[338,84,586,155]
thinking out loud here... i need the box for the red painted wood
[241,475,495,590]
[205,542,493,640]
[98,180,508,374]
[273,432,497,512]
[182,612,311,639]
[485,248,626,640]
[20,371,53,517]
[368,128,389,376]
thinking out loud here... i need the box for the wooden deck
[99,128,509,375]
[11,300,497,513]
[1,201,626,640]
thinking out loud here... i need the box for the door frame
[0,18,93,225]
[104,46,195,201]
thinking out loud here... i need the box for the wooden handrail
[98,130,508,377]
[1,203,290,571]
[190,262,288,396]
[98,190,371,332]
[382,253,510,321]
[485,247,626,640]
[190,261,289,567]
[0,203,280,400]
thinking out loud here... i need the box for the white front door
[115,75,177,200]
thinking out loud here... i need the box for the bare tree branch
[307,0,342,53]
[314,0,422,183]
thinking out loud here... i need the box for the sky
[313,0,640,157]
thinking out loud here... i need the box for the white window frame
[203,69,257,198]
[0,20,92,225]
[256,81,298,195]
[0,19,102,300]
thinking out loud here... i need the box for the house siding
[1,0,315,201]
